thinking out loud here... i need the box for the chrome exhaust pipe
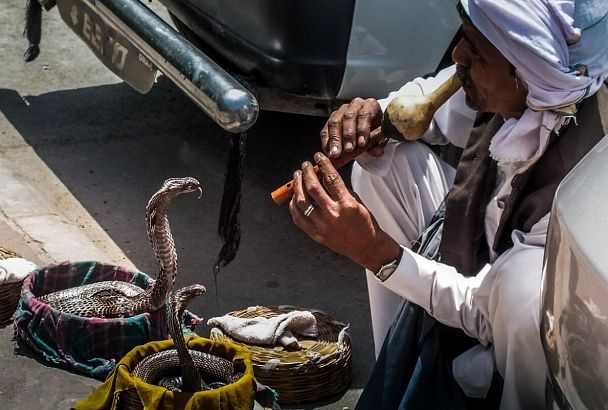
[58,0,258,133]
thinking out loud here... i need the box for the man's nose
[451,38,470,67]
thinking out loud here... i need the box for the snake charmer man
[289,0,608,408]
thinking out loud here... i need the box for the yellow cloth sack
[74,336,255,410]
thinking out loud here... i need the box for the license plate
[57,0,157,94]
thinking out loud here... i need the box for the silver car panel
[337,0,460,100]
[541,134,608,409]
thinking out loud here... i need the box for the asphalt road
[0,1,374,408]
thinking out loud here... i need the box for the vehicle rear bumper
[55,0,258,132]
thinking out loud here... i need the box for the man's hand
[289,152,401,273]
[321,98,386,159]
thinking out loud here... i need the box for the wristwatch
[374,245,405,281]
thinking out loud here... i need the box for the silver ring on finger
[304,202,317,217]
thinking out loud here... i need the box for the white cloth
[354,142,548,409]
[383,213,549,408]
[207,309,318,349]
[0,257,36,284]
[355,67,471,354]
[352,141,457,355]
[459,0,608,164]
[452,344,495,399]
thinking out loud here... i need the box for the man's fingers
[289,197,317,233]
[324,99,375,159]
[290,166,328,238]
[313,152,348,201]
[301,160,332,207]
[320,125,331,156]
[291,169,311,213]
[326,105,348,159]
[341,99,366,153]
[356,99,382,148]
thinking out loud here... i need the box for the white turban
[459,0,608,163]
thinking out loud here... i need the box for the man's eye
[464,38,478,53]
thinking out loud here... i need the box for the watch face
[376,246,404,281]
[376,262,398,281]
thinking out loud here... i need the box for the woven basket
[210,305,352,405]
[0,246,25,324]
[13,261,168,379]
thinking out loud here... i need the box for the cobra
[132,284,242,391]
[38,177,202,318]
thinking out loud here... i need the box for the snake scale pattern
[133,285,242,391]
[38,177,202,317]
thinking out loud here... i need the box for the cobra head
[173,284,207,305]
[169,284,206,331]
[146,177,202,221]
[161,177,203,198]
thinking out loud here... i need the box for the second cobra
[132,285,243,391]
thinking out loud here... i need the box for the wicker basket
[14,261,169,379]
[210,305,352,405]
[0,246,25,324]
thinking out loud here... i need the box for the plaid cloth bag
[13,261,168,379]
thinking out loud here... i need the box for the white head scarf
[459,0,608,163]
